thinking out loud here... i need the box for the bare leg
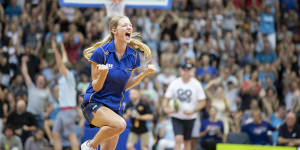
[68,133,79,150]
[101,135,120,150]
[184,140,192,150]
[174,135,184,150]
[52,132,62,150]
[44,120,53,143]
[89,106,126,149]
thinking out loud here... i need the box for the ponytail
[83,34,113,60]
[83,32,151,61]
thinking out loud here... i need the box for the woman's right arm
[21,56,33,87]
[91,63,108,92]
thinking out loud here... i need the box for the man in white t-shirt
[163,63,206,150]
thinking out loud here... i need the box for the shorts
[171,117,195,140]
[53,109,77,137]
[128,132,149,146]
[81,101,123,128]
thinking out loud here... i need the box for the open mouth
[125,32,131,39]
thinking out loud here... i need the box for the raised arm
[21,56,33,87]
[51,40,67,76]
[204,79,220,99]
[125,64,156,91]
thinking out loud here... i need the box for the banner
[59,0,173,9]
[217,144,296,150]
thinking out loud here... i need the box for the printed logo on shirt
[253,126,267,135]
[208,125,221,136]
[104,51,109,55]
[177,89,192,103]
[106,64,113,69]
[292,133,296,138]
[92,105,97,110]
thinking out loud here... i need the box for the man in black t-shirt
[125,89,153,150]
[6,99,37,143]
[278,112,300,147]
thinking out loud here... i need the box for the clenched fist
[144,64,156,75]
[96,64,109,76]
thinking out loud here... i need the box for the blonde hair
[83,16,151,60]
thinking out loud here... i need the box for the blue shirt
[5,5,22,19]
[242,121,275,145]
[281,0,298,13]
[255,51,277,64]
[196,66,217,77]
[83,40,140,111]
[200,119,224,143]
[258,12,275,34]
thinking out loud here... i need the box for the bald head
[16,100,26,115]
[286,112,296,128]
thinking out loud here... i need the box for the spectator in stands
[200,106,224,150]
[229,111,243,133]
[278,111,300,146]
[240,71,261,111]
[160,43,179,69]
[178,43,196,65]
[64,23,83,63]
[4,0,22,19]
[280,0,299,13]
[6,99,37,144]
[225,80,240,113]
[24,128,49,150]
[51,40,79,150]
[285,81,300,111]
[8,74,27,100]
[196,55,217,80]
[261,88,279,117]
[125,89,154,150]
[255,41,277,65]
[242,109,276,145]
[205,78,230,138]
[24,24,41,49]
[258,2,276,50]
[21,55,51,128]
[0,54,11,87]
[0,125,23,150]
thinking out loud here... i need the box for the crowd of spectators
[0,0,299,150]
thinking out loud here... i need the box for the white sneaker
[81,140,96,150]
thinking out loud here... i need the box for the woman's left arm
[125,64,156,91]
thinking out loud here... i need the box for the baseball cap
[181,63,193,69]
